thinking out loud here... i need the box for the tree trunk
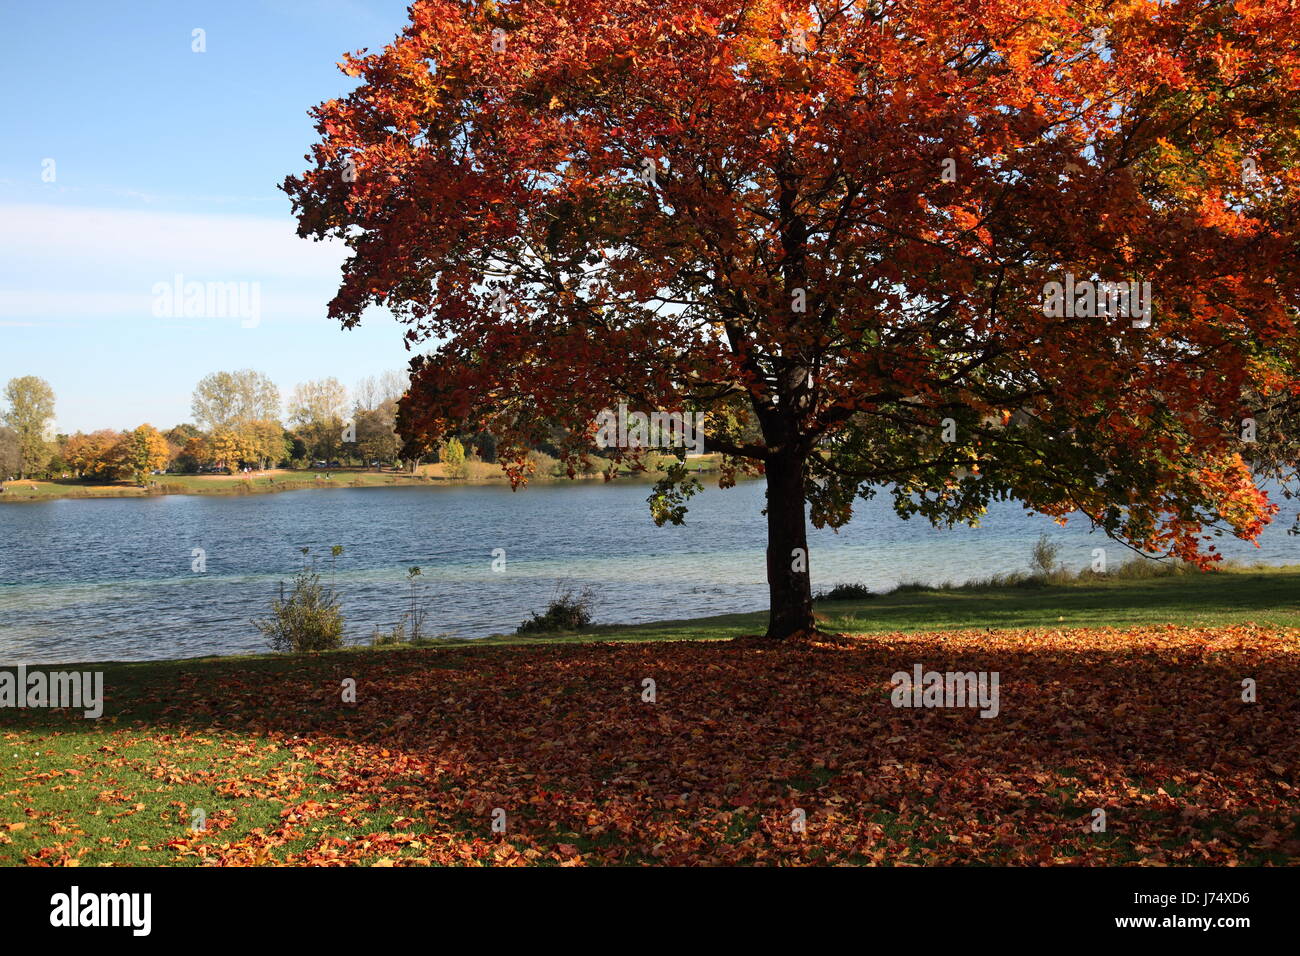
[764,446,815,639]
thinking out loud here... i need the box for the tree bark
[764,446,815,639]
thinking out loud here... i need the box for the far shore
[0,456,725,503]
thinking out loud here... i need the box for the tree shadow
[3,631,1297,864]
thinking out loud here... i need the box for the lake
[1,479,1297,664]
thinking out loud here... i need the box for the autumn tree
[192,370,280,428]
[204,428,258,474]
[116,424,171,485]
[286,0,1300,638]
[247,419,290,470]
[351,370,407,464]
[289,377,350,462]
[354,401,402,464]
[46,433,70,477]
[191,370,284,469]
[440,436,470,478]
[64,430,124,480]
[1,376,56,479]
[0,426,20,480]
[165,423,203,448]
[177,436,206,473]
[165,424,204,473]
[354,370,409,412]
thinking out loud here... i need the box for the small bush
[1030,534,1060,577]
[440,437,470,479]
[517,584,596,634]
[371,620,406,646]
[526,450,559,477]
[254,567,344,652]
[370,620,453,646]
[813,582,875,602]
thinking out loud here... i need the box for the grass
[2,564,1299,866]
[815,560,1300,635]
[0,469,434,501]
[0,455,724,502]
[465,560,1300,644]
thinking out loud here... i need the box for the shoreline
[0,460,724,503]
[4,562,1299,668]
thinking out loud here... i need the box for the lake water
[1,479,1297,664]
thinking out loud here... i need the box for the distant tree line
[0,369,496,484]
[1,369,643,487]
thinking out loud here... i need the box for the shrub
[813,582,875,602]
[517,584,596,634]
[371,620,406,646]
[254,565,344,653]
[440,438,470,479]
[1029,534,1060,578]
[525,450,559,477]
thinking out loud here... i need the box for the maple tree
[285,0,1300,638]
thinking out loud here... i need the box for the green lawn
[820,563,1300,634]
[0,469,445,501]
[544,562,1300,643]
[3,565,1298,866]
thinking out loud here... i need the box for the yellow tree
[191,370,284,469]
[247,419,288,470]
[440,437,469,479]
[64,429,122,480]
[118,425,170,486]
[204,428,256,474]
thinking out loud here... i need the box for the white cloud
[0,289,342,324]
[0,203,345,279]
[0,203,353,323]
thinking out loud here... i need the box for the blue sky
[0,0,420,432]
